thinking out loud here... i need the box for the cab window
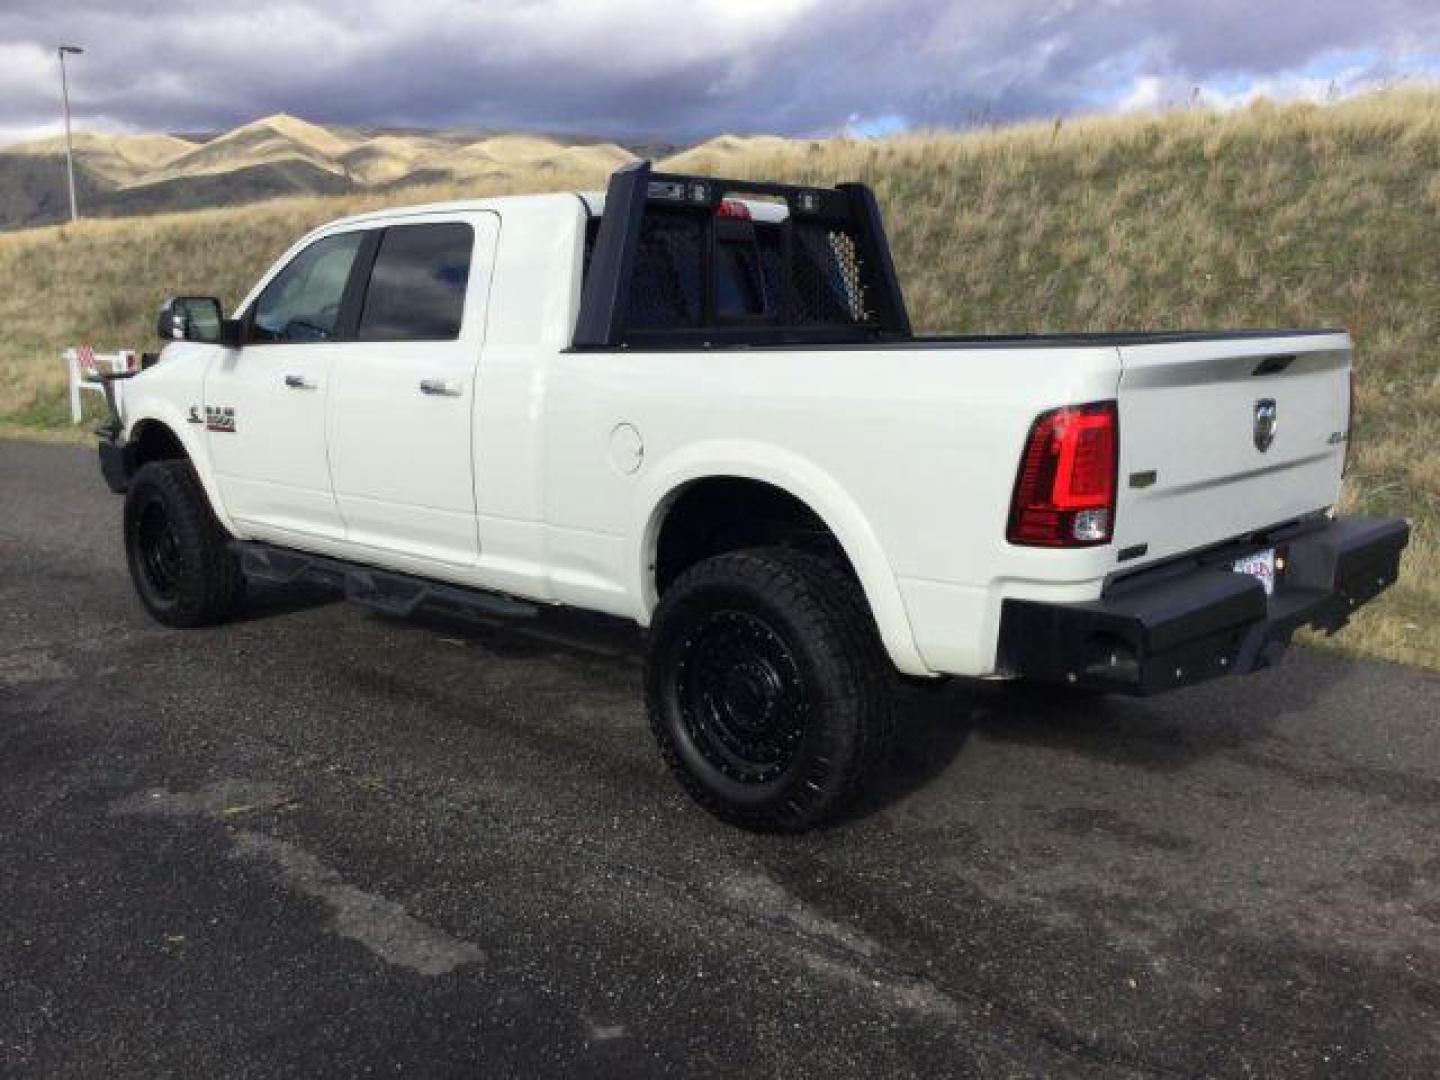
[249,231,365,344]
[357,223,474,341]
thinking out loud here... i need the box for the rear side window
[357,223,474,341]
[251,231,365,343]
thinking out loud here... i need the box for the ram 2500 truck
[95,161,1409,831]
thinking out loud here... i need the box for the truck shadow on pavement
[315,593,1350,825]
[849,653,1350,821]
[228,579,342,625]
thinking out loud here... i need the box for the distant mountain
[0,114,783,230]
[140,115,352,183]
[660,134,813,173]
[4,130,198,184]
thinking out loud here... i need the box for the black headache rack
[572,160,912,349]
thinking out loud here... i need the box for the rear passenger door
[326,213,498,566]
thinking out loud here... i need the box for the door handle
[284,374,316,390]
[419,378,461,397]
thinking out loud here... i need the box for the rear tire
[123,460,244,628]
[645,548,895,832]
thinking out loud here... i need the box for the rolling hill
[659,134,815,172]
[4,130,197,184]
[139,115,353,183]
[0,114,654,229]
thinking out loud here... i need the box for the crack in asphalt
[229,830,485,977]
[110,781,484,977]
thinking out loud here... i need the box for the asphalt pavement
[2,439,1438,1078]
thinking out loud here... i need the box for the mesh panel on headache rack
[756,229,787,312]
[787,222,874,325]
[623,213,704,329]
[617,206,881,332]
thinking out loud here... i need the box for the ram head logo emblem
[1253,398,1277,453]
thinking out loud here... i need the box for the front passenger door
[206,230,367,541]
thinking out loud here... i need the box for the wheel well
[130,421,187,468]
[654,478,855,595]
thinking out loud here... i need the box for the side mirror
[156,296,238,345]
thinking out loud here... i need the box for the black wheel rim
[136,498,185,601]
[675,610,809,785]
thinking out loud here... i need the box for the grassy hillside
[1,89,1436,668]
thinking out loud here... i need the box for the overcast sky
[2,0,1438,145]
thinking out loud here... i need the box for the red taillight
[716,198,751,219]
[1007,401,1118,547]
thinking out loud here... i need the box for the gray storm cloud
[1,0,1437,139]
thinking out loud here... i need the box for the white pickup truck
[97,161,1408,830]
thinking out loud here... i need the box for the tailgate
[1114,332,1351,564]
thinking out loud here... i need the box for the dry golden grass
[1,87,1436,667]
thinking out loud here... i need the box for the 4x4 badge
[1253,398,1277,452]
[205,405,236,433]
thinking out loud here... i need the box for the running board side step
[232,541,541,621]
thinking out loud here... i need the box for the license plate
[1233,548,1276,596]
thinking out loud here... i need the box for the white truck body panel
[114,192,1353,679]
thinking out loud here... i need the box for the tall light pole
[58,44,84,222]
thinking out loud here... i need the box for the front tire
[645,548,895,832]
[123,460,244,627]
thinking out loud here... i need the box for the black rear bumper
[998,516,1409,695]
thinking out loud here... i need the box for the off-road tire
[123,460,244,628]
[645,547,895,832]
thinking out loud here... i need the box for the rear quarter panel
[541,343,1124,676]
